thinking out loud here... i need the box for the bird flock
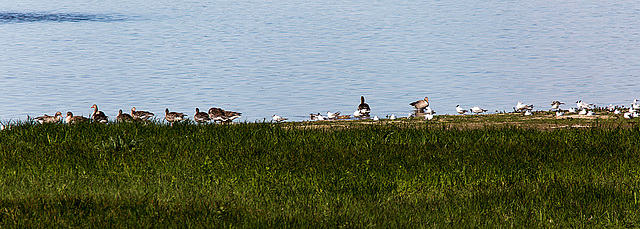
[1,97,639,130]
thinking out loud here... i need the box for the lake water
[1,0,639,122]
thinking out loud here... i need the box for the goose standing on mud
[165,108,187,123]
[116,109,134,122]
[131,107,155,120]
[65,111,90,124]
[194,108,211,124]
[357,96,371,116]
[410,96,429,112]
[90,104,108,123]
[35,111,62,124]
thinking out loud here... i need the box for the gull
[470,106,488,114]
[352,110,362,118]
[455,105,468,115]
[310,113,326,121]
[425,114,434,120]
[116,109,134,122]
[516,102,534,111]
[607,104,616,112]
[632,99,640,110]
[524,110,532,116]
[131,107,155,120]
[272,115,287,122]
[614,109,621,115]
[372,115,379,121]
[551,101,565,110]
[409,96,429,112]
[327,111,340,119]
[357,96,371,116]
[624,112,633,119]
[407,113,415,119]
[194,108,211,124]
[568,107,578,113]
[424,106,435,115]
[35,111,62,124]
[390,114,396,120]
[586,111,595,116]
[556,111,564,117]
[90,104,108,123]
[576,100,593,110]
[578,109,587,115]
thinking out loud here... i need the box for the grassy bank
[1,116,639,227]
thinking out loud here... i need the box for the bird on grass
[194,108,211,124]
[90,104,108,123]
[456,105,468,115]
[272,115,287,122]
[576,100,593,110]
[357,96,371,116]
[326,111,340,119]
[409,96,429,112]
[372,115,379,121]
[515,102,534,112]
[208,107,241,123]
[131,107,155,120]
[65,111,90,124]
[551,101,565,110]
[165,108,187,123]
[116,109,134,122]
[35,111,62,124]
[470,106,488,114]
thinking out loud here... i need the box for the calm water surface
[1,0,639,122]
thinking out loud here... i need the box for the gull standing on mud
[272,115,287,122]
[551,101,564,110]
[456,105,468,115]
[515,102,534,112]
[470,106,488,114]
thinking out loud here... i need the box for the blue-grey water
[1,0,639,122]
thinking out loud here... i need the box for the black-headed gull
[524,110,532,116]
[614,109,621,115]
[568,107,578,113]
[372,115,379,121]
[578,109,587,115]
[551,101,565,110]
[556,111,564,117]
[425,114,434,120]
[327,111,340,119]
[470,106,488,114]
[576,100,593,110]
[410,96,429,111]
[632,99,640,110]
[624,112,634,119]
[516,102,534,111]
[456,105,468,114]
[272,115,287,122]
[424,106,435,115]
[390,114,396,120]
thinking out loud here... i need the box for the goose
[456,105,468,114]
[409,96,429,112]
[470,106,488,114]
[327,111,340,119]
[35,111,62,124]
[116,109,134,122]
[65,111,90,124]
[131,107,155,120]
[424,106,435,115]
[194,108,211,124]
[551,101,565,110]
[576,100,593,110]
[272,115,287,122]
[516,102,534,111]
[208,107,241,123]
[90,104,108,123]
[357,96,371,116]
[165,108,187,123]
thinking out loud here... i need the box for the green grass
[1,117,639,227]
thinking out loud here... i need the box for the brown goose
[208,107,242,123]
[116,109,134,122]
[194,108,211,124]
[35,111,62,124]
[65,111,90,124]
[164,108,187,123]
[131,107,155,120]
[90,104,108,123]
[410,96,429,112]
[357,96,371,116]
